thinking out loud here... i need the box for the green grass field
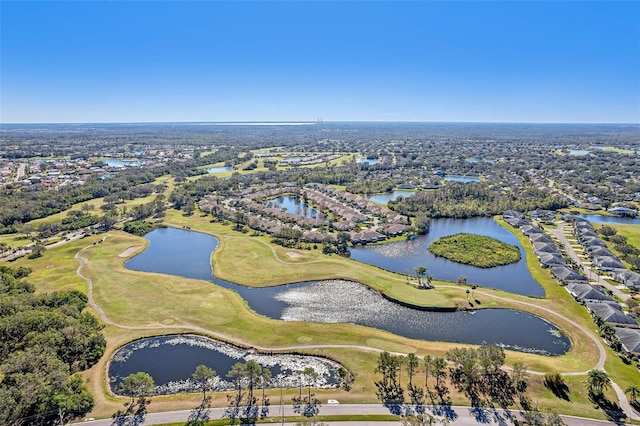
[5,210,639,422]
[428,233,521,268]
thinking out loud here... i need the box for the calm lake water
[266,195,325,220]
[357,158,379,165]
[125,227,567,355]
[444,175,480,182]
[206,166,234,173]
[350,217,544,297]
[576,214,640,226]
[109,335,342,395]
[367,190,416,205]
[104,159,140,167]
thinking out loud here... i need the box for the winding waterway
[350,217,544,297]
[125,227,569,355]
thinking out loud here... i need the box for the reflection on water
[576,214,640,225]
[367,190,416,205]
[350,217,544,297]
[272,280,568,356]
[125,227,568,355]
[109,335,341,395]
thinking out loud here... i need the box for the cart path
[75,238,639,421]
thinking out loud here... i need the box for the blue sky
[1,1,639,123]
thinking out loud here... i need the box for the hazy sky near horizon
[1,1,639,124]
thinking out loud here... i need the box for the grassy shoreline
[7,210,640,422]
[428,232,521,268]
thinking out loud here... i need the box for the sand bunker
[119,246,141,258]
[286,251,303,259]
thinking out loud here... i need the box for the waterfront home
[566,283,616,304]
[586,303,638,327]
[551,266,589,284]
[538,252,566,268]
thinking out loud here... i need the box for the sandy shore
[118,246,141,258]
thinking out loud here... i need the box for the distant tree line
[389,183,568,219]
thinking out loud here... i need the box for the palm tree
[585,369,611,397]
[415,266,427,288]
[626,385,640,404]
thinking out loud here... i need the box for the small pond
[109,335,342,395]
[568,149,591,156]
[357,158,379,165]
[367,190,416,205]
[576,214,640,226]
[206,166,234,173]
[444,175,480,183]
[350,217,544,297]
[125,227,567,355]
[104,159,140,167]
[265,196,325,220]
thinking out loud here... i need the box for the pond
[109,335,342,395]
[576,214,640,226]
[366,190,416,205]
[125,227,567,355]
[206,166,234,173]
[350,217,544,297]
[568,149,591,155]
[357,158,379,165]
[444,175,480,183]
[104,159,140,167]
[265,196,325,220]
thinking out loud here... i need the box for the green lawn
[6,210,639,421]
[428,233,521,268]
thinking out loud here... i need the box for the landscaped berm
[428,233,521,268]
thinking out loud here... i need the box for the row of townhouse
[504,210,589,285]
[564,215,640,357]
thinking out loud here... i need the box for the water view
[367,190,416,205]
[206,166,234,173]
[576,214,640,226]
[350,217,544,296]
[444,175,480,182]
[104,159,140,167]
[357,158,379,165]
[568,149,591,155]
[265,196,325,220]
[125,227,567,354]
[109,335,342,395]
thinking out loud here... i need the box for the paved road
[74,233,640,423]
[547,222,629,301]
[76,404,631,426]
[15,162,27,181]
[546,221,640,421]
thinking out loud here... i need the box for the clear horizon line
[1,120,639,126]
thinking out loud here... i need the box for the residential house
[614,327,640,356]
[586,303,638,327]
[551,266,589,284]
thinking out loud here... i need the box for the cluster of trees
[389,183,568,219]
[0,168,161,232]
[375,346,530,415]
[0,266,106,425]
